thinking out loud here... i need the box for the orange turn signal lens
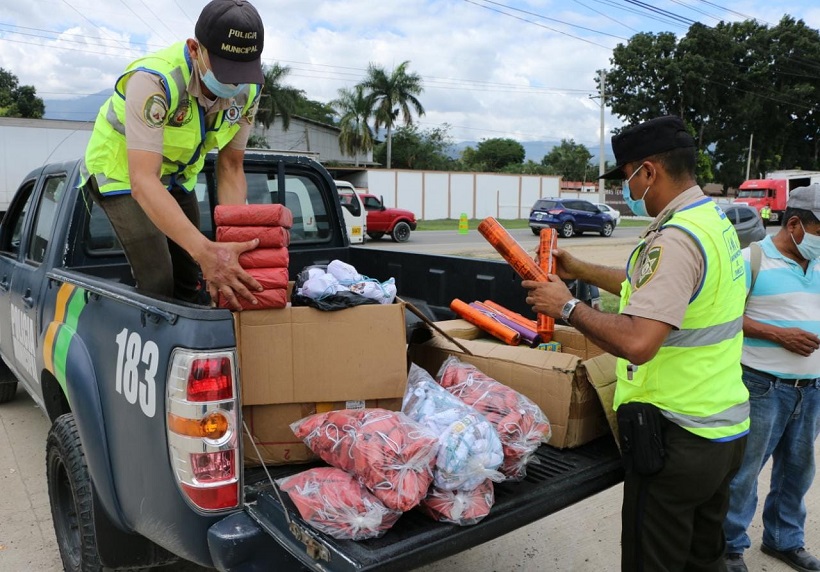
[168,411,230,440]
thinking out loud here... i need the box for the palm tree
[361,61,425,169]
[254,63,301,132]
[331,85,374,166]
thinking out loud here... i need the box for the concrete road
[1,382,815,572]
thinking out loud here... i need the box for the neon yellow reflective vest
[614,197,750,441]
[82,42,260,195]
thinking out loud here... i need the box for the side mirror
[379,195,386,211]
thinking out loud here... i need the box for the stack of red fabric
[214,204,293,310]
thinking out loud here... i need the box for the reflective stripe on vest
[614,197,750,441]
[82,42,259,195]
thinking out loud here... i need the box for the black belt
[742,365,816,388]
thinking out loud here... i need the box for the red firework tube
[450,299,520,346]
[214,204,294,229]
[216,226,290,248]
[537,228,558,343]
[238,247,289,269]
[481,300,538,332]
[477,217,548,282]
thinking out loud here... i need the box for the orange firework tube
[537,228,558,342]
[477,218,548,282]
[481,301,538,332]
[450,299,520,346]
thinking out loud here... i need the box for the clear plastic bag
[291,408,438,512]
[418,480,495,526]
[277,467,401,540]
[402,364,504,491]
[436,356,552,480]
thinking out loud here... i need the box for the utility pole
[598,70,607,204]
[745,133,753,180]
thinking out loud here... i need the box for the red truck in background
[359,192,418,242]
[735,170,820,224]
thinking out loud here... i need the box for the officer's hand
[199,239,263,310]
[775,327,820,357]
[551,247,583,280]
[522,275,573,318]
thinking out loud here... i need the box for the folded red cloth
[218,287,287,310]
[216,226,290,248]
[238,247,289,269]
[214,204,293,229]
[246,267,289,290]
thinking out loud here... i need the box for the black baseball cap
[195,0,265,85]
[600,115,696,180]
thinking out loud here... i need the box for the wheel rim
[395,223,410,241]
[53,457,82,569]
[561,223,573,238]
[604,223,613,236]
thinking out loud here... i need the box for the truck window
[194,173,213,240]
[27,175,67,264]
[0,181,35,258]
[85,202,123,253]
[363,196,382,210]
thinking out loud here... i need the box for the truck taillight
[167,349,241,512]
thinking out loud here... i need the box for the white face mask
[195,45,244,100]
[792,220,820,260]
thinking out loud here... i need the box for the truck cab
[359,192,417,243]
[334,179,367,244]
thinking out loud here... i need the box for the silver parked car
[719,202,767,248]
[594,203,621,226]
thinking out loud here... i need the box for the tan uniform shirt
[622,186,708,329]
[123,69,254,155]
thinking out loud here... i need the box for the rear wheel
[367,231,384,240]
[531,227,540,235]
[601,222,614,237]
[391,221,412,243]
[560,221,575,239]
[47,414,103,572]
[0,358,16,404]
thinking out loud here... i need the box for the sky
[0,0,819,155]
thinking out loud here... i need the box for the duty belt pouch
[617,402,666,476]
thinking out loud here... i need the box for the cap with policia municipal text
[195,0,264,85]
[600,115,696,180]
[788,183,820,220]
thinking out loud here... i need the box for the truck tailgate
[244,437,622,571]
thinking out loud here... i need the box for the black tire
[0,358,16,404]
[560,221,575,239]
[368,231,384,240]
[391,221,412,243]
[531,227,540,235]
[47,413,103,572]
[601,222,614,237]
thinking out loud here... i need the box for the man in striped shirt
[724,184,820,572]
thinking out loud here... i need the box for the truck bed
[243,437,623,571]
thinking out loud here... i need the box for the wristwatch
[560,298,582,324]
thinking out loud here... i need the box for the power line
[571,0,641,33]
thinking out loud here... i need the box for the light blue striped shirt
[742,236,820,378]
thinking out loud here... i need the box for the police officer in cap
[81,0,266,310]
[523,115,749,571]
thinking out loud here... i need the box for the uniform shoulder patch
[636,245,663,288]
[143,93,167,128]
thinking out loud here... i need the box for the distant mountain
[43,90,112,122]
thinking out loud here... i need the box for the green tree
[0,68,44,118]
[541,139,593,181]
[361,61,425,169]
[292,96,336,125]
[373,124,456,170]
[331,85,374,166]
[255,63,301,131]
[468,138,525,172]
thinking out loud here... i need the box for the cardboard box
[235,301,409,465]
[243,399,403,466]
[408,320,616,449]
[234,303,408,406]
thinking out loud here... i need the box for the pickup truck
[0,150,622,571]
[359,192,418,243]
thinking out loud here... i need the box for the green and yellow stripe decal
[43,283,87,391]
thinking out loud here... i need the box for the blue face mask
[793,221,820,260]
[196,47,245,100]
[622,164,651,217]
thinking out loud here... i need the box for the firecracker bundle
[418,480,495,526]
[290,408,438,512]
[436,356,552,480]
[213,204,292,310]
[276,467,401,540]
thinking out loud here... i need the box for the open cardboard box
[408,319,618,449]
[235,301,408,465]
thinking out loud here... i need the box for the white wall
[365,169,561,220]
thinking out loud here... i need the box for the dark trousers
[85,176,201,302]
[622,420,747,572]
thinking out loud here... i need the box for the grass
[600,291,621,313]
[416,218,648,231]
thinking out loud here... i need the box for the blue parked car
[529,197,615,238]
